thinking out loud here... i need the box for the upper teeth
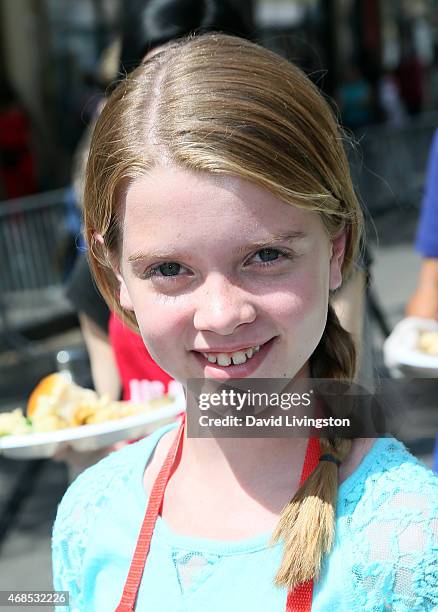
[202,344,261,366]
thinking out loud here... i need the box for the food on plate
[27,372,99,431]
[0,373,174,437]
[418,330,438,356]
[70,396,173,425]
[0,408,32,437]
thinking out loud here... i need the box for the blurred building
[0,0,118,189]
[1,0,438,190]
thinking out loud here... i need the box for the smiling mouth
[191,337,277,374]
[196,341,269,367]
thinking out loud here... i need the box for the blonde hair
[84,33,363,590]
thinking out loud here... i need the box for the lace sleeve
[347,453,438,611]
[51,443,143,611]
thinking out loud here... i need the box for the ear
[93,231,135,312]
[329,229,347,291]
[118,274,135,312]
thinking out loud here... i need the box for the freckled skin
[116,166,345,385]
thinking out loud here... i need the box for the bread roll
[27,373,99,430]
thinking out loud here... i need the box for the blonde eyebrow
[236,231,306,255]
[127,230,306,263]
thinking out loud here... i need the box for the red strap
[116,418,321,612]
[286,436,321,612]
[115,413,186,612]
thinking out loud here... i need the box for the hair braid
[270,303,356,589]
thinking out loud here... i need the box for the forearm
[78,313,121,400]
[405,258,438,320]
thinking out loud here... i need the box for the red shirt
[108,312,182,402]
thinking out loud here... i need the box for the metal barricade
[0,189,76,350]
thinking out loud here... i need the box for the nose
[193,273,257,335]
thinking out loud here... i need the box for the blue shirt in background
[416,129,438,257]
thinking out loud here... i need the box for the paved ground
[0,201,436,610]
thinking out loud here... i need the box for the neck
[157,421,312,536]
[178,364,314,483]
[170,366,322,514]
[176,417,312,514]
[174,429,311,517]
[179,432,308,482]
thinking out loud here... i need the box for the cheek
[270,267,329,367]
[270,264,329,324]
[131,294,189,363]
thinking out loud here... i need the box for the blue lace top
[52,423,438,611]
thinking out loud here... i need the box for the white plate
[0,395,186,459]
[383,317,438,377]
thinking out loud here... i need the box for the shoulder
[342,436,438,521]
[54,422,178,531]
[365,436,436,499]
[52,422,178,592]
[55,439,142,521]
[340,437,438,610]
[51,422,179,607]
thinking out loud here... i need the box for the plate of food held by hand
[0,373,185,459]
[383,317,438,377]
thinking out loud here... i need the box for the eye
[141,248,294,282]
[250,248,293,267]
[141,262,187,281]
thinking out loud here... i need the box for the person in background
[406,129,438,473]
[406,129,438,322]
[378,70,406,127]
[395,44,426,117]
[118,0,254,75]
[0,78,36,199]
[337,65,375,130]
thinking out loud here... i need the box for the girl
[52,34,438,611]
